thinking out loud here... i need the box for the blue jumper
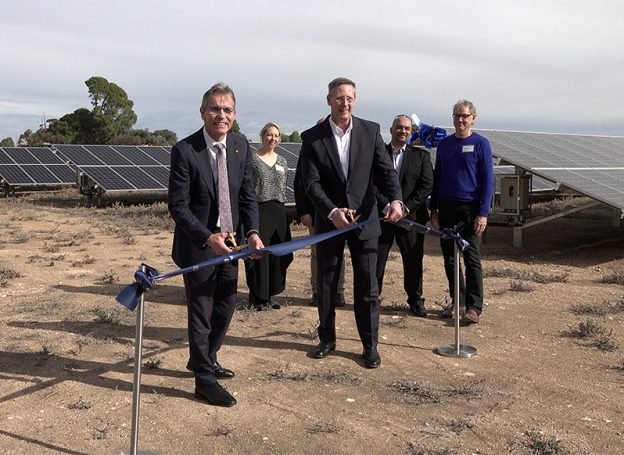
[430,132,494,217]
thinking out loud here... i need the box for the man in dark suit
[168,82,264,407]
[300,77,403,368]
[376,115,434,317]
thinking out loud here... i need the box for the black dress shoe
[409,300,427,317]
[194,382,236,407]
[311,341,336,359]
[268,299,281,309]
[362,349,381,369]
[335,294,346,307]
[214,362,235,379]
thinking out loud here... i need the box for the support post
[437,237,477,358]
[119,265,159,455]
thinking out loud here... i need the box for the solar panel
[55,145,105,165]
[0,148,13,164]
[80,166,135,190]
[111,146,161,165]
[84,145,133,165]
[2,147,38,164]
[0,164,35,184]
[26,147,65,164]
[139,146,170,165]
[0,147,76,187]
[113,167,165,190]
[476,130,624,211]
[142,166,170,186]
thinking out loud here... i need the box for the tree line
[0,76,302,147]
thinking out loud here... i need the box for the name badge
[275,164,285,172]
[462,145,474,153]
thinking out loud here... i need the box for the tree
[280,131,302,143]
[0,137,14,147]
[84,76,137,143]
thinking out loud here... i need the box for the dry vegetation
[0,189,623,454]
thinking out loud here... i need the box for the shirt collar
[203,127,227,150]
[391,143,406,155]
[328,116,352,137]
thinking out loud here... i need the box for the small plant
[40,345,52,356]
[594,331,619,352]
[388,379,440,404]
[381,316,408,329]
[101,270,119,284]
[573,319,607,338]
[509,280,535,293]
[408,445,456,455]
[530,272,569,284]
[71,255,96,267]
[525,430,568,455]
[307,423,342,434]
[601,270,624,286]
[94,306,121,324]
[0,267,21,287]
[68,397,92,410]
[570,303,608,316]
[43,242,60,253]
[143,358,162,369]
[9,230,28,244]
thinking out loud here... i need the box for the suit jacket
[168,128,259,281]
[376,143,433,224]
[299,116,402,240]
[293,155,313,219]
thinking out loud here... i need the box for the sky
[1,0,622,144]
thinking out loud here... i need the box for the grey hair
[260,122,281,138]
[327,77,356,96]
[453,99,477,116]
[200,82,236,113]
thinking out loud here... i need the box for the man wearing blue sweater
[430,100,494,324]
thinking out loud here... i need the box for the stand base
[436,344,477,358]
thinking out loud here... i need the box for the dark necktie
[215,143,233,233]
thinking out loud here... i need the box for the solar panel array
[475,130,624,211]
[0,147,75,186]
[53,145,170,191]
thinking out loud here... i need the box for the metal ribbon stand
[437,237,477,358]
[119,265,159,455]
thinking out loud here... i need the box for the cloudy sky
[1,0,622,143]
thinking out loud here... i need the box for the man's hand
[206,232,235,256]
[329,208,351,229]
[247,233,264,259]
[384,201,403,223]
[300,214,313,228]
[429,209,439,229]
[474,215,488,236]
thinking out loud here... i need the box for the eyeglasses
[332,96,355,105]
[452,113,473,119]
[207,106,235,115]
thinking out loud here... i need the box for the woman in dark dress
[246,122,293,310]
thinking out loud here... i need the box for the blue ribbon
[116,218,377,310]
[407,123,447,148]
[116,216,469,311]
[395,219,470,251]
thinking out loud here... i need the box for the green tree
[0,137,14,147]
[84,76,137,143]
[288,131,301,143]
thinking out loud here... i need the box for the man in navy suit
[376,115,433,317]
[168,82,264,407]
[300,77,403,368]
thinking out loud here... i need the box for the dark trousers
[438,199,484,314]
[316,231,379,351]
[184,262,238,386]
[246,200,291,303]
[376,223,425,305]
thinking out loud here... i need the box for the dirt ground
[0,190,623,455]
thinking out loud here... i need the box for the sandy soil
[0,190,623,455]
